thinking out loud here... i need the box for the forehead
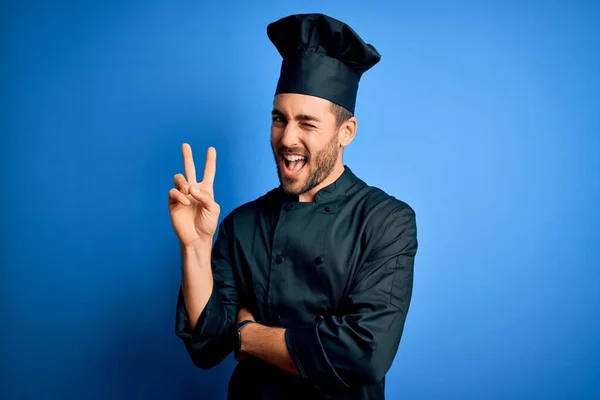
[273,93,333,118]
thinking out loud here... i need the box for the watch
[235,319,256,355]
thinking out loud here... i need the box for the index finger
[203,147,217,187]
[181,143,196,184]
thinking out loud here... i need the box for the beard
[272,132,340,196]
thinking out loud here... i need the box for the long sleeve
[175,217,240,369]
[285,205,418,393]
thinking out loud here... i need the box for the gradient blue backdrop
[2,1,599,399]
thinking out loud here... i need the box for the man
[169,13,418,400]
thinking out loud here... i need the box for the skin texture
[169,93,357,377]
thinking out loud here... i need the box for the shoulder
[364,185,414,214]
[348,175,417,257]
[352,185,418,258]
[349,175,416,227]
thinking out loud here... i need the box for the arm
[238,322,300,376]
[175,218,240,369]
[284,205,418,393]
[179,237,213,331]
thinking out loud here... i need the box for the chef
[170,13,418,400]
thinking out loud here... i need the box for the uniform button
[315,315,324,323]
[275,255,285,264]
[324,206,333,212]
[275,314,281,323]
[314,256,324,265]
[284,204,294,211]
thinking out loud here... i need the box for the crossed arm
[176,229,298,376]
[235,311,300,376]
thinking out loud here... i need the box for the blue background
[2,1,599,399]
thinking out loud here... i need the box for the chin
[280,177,304,195]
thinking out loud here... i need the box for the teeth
[283,154,306,162]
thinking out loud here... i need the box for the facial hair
[273,132,340,196]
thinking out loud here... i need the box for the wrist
[181,236,213,251]
[237,320,257,354]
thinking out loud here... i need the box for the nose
[279,123,301,148]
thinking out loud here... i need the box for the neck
[298,161,345,202]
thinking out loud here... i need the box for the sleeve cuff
[285,321,351,392]
[175,285,227,342]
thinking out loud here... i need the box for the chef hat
[267,13,381,114]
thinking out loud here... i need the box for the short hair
[330,102,353,128]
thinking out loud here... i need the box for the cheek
[307,133,335,154]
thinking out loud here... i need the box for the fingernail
[192,186,199,194]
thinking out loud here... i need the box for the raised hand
[169,143,220,247]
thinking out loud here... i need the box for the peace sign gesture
[169,143,221,247]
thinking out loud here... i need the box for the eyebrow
[271,108,321,123]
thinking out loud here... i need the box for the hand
[168,143,221,247]
[237,307,256,325]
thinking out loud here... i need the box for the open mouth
[282,153,307,175]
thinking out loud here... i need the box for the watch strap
[237,319,256,331]
[235,319,256,354]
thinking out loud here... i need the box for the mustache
[277,147,309,158]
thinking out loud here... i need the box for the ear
[339,117,357,147]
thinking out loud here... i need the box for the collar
[279,165,360,203]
